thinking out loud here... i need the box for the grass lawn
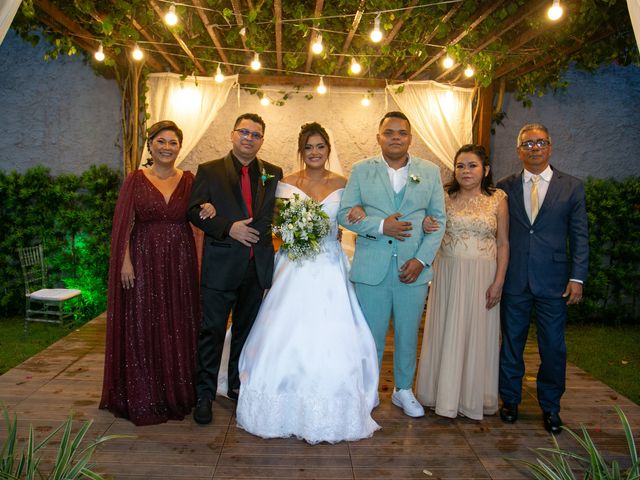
[0,316,74,375]
[565,323,640,405]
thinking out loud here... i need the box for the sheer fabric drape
[144,72,238,166]
[629,0,640,52]
[387,81,475,170]
[0,0,22,46]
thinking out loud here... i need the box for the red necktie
[240,165,254,257]
[241,165,253,217]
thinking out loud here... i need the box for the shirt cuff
[378,219,384,235]
[569,278,583,284]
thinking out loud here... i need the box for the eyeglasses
[234,128,263,140]
[519,139,551,150]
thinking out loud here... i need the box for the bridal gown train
[236,183,380,444]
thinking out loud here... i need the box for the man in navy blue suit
[497,123,588,434]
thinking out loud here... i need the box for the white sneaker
[391,388,425,417]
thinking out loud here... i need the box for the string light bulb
[361,96,370,107]
[132,44,144,61]
[260,96,270,106]
[350,57,362,75]
[311,33,324,54]
[164,3,178,26]
[315,76,327,95]
[370,14,383,43]
[464,65,475,78]
[442,55,454,69]
[250,52,261,71]
[215,64,224,83]
[547,0,563,20]
[94,43,105,62]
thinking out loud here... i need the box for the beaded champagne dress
[415,189,506,420]
[236,183,380,443]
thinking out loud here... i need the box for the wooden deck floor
[1,313,638,479]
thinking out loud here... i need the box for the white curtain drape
[0,0,22,46]
[629,0,640,52]
[144,72,238,166]
[387,80,475,170]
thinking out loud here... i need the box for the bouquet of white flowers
[273,194,331,261]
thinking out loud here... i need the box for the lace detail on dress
[440,189,506,259]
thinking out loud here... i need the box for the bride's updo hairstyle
[297,122,332,167]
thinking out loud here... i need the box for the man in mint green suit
[338,112,446,417]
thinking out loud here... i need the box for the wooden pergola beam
[336,0,365,70]
[408,0,507,81]
[129,18,177,71]
[238,73,391,88]
[192,0,232,73]
[274,0,283,71]
[304,0,325,73]
[392,2,463,79]
[435,0,548,82]
[149,0,207,75]
[230,0,249,51]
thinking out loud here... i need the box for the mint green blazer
[338,155,446,286]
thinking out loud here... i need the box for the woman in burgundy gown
[100,121,214,425]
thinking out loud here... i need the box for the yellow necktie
[530,174,540,222]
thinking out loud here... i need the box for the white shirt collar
[382,154,412,171]
[523,165,552,182]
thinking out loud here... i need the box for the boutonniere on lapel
[260,168,275,186]
[409,174,421,184]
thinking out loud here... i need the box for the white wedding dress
[236,183,380,444]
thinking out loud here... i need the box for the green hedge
[0,165,121,321]
[570,177,640,324]
[0,169,638,324]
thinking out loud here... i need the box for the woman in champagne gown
[100,121,214,426]
[415,144,509,420]
[236,122,380,443]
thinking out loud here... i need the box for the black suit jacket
[498,166,589,298]
[188,153,283,290]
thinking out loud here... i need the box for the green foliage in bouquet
[0,165,121,321]
[513,406,639,479]
[273,194,331,261]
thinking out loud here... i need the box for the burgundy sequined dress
[100,169,200,426]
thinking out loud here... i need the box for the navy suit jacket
[497,166,588,298]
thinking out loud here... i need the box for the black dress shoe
[500,403,519,423]
[227,389,239,402]
[543,411,563,434]
[193,397,213,425]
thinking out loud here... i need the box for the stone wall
[0,31,121,175]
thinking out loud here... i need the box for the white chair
[18,244,82,332]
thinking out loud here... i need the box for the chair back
[18,244,47,295]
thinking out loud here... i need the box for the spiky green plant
[513,406,639,479]
[0,407,129,480]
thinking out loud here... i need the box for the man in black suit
[188,113,283,424]
[497,123,588,434]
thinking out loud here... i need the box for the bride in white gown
[236,122,380,444]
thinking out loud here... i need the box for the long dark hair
[297,122,332,168]
[143,120,183,167]
[445,144,495,195]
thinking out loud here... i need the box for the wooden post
[474,82,494,155]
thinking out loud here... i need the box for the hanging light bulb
[250,52,261,71]
[370,13,383,43]
[464,65,475,78]
[215,64,224,83]
[350,57,362,74]
[316,76,327,94]
[442,55,454,69]
[361,96,370,107]
[311,33,324,55]
[94,43,105,62]
[260,96,270,106]
[164,3,178,26]
[132,44,144,61]
[547,0,563,20]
